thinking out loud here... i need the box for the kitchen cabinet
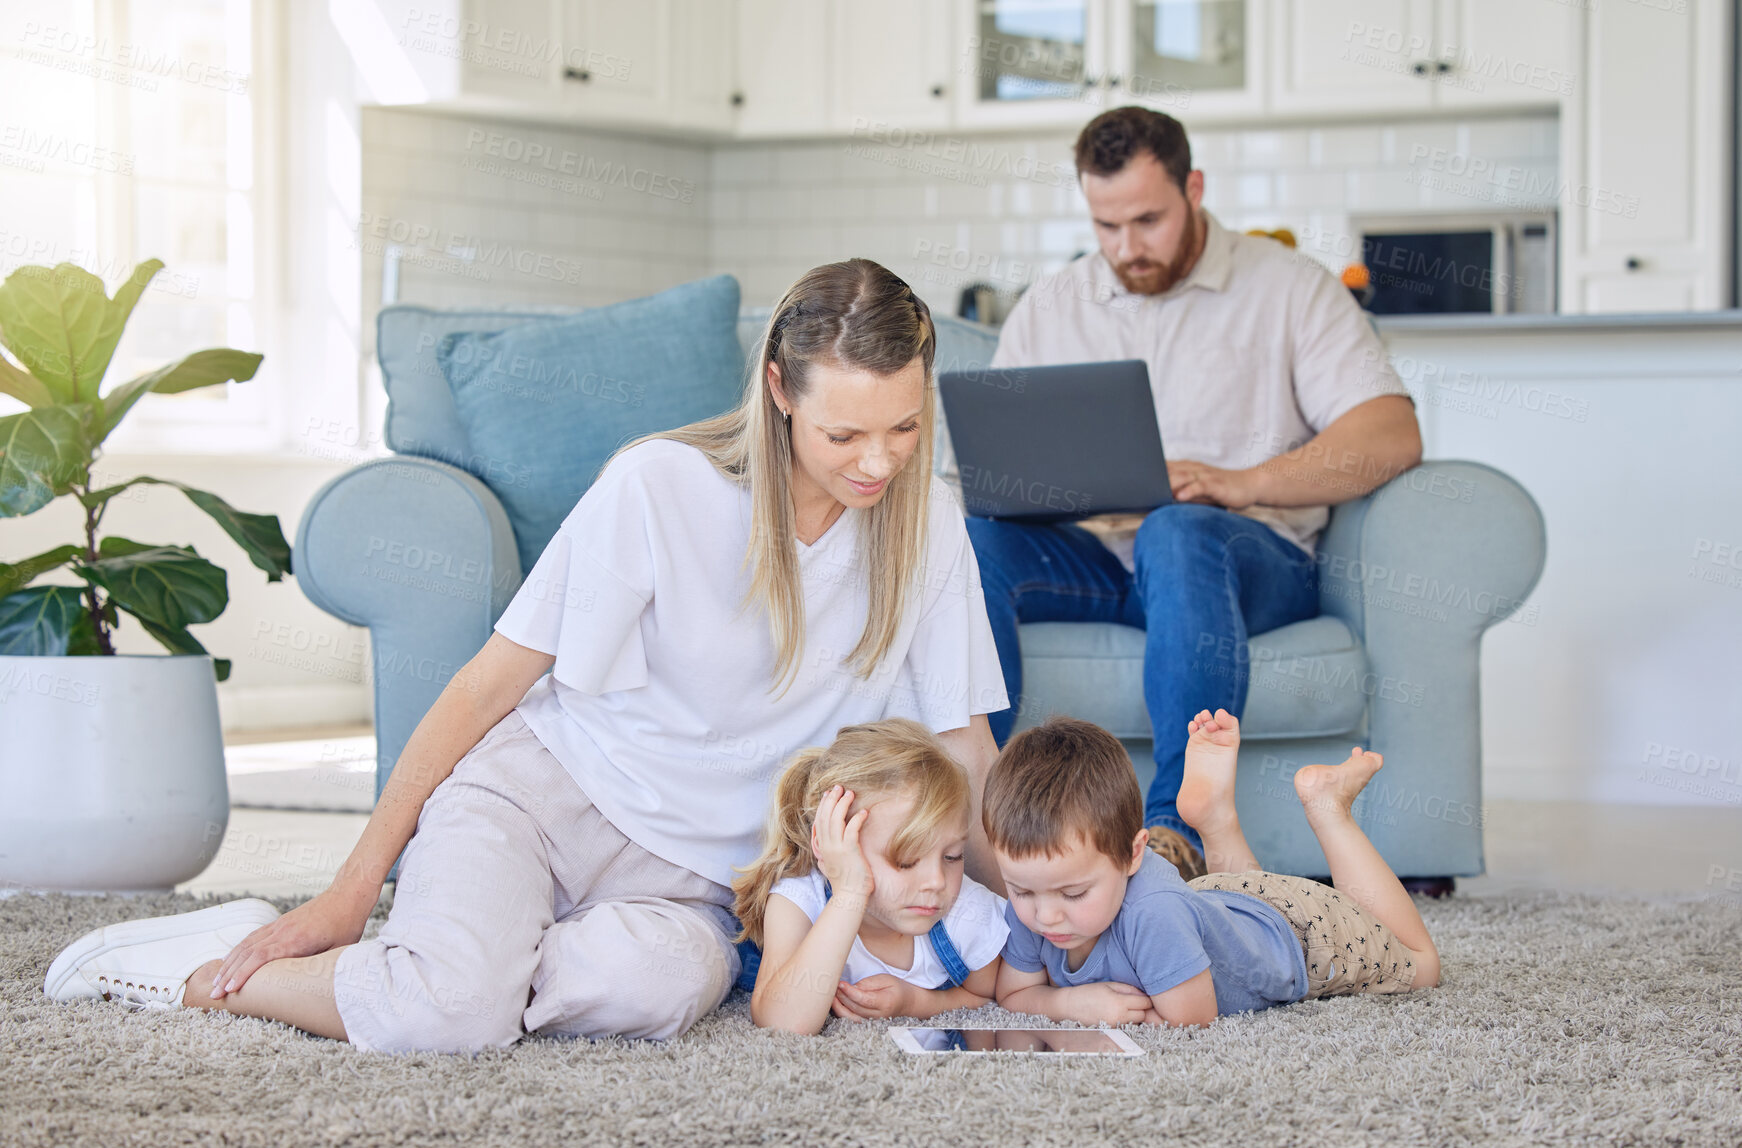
[1112,0,1266,118]
[671,0,739,133]
[1431,0,1574,109]
[735,0,833,136]
[953,0,1264,127]
[1271,0,1567,116]
[953,0,1109,128]
[447,0,733,132]
[557,0,670,123]
[830,0,954,131]
[1560,0,1730,312]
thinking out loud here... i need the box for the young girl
[733,719,1007,1034]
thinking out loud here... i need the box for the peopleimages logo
[353,212,582,285]
[462,129,695,203]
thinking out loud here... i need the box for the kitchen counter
[1369,316,1741,814]
[1375,309,1742,335]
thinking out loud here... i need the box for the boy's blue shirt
[1002,852,1310,1015]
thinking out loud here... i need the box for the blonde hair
[622,259,937,694]
[732,718,969,946]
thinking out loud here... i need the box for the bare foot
[1176,708,1241,838]
[1293,747,1384,827]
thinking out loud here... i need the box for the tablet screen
[902,1028,1129,1053]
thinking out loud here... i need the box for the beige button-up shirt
[941,211,1408,566]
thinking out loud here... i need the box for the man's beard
[1112,210,1205,296]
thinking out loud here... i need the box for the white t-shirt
[770,869,1010,989]
[491,439,1009,888]
[938,211,1411,562]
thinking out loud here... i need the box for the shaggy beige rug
[4,890,1739,1147]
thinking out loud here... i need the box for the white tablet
[888,1027,1145,1056]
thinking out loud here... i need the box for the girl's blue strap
[926,919,971,988]
[731,880,974,994]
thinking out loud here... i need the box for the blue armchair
[294,296,1544,879]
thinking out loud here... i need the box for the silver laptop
[937,360,1172,522]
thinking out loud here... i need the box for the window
[0,0,278,450]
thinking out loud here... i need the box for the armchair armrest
[293,457,523,798]
[1312,460,1546,874]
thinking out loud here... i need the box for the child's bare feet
[1176,709,1241,839]
[1293,747,1384,828]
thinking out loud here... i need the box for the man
[963,107,1421,877]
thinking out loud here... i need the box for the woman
[44,260,1009,1051]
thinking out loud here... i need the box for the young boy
[982,710,1440,1026]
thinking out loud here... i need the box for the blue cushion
[378,304,583,464]
[1015,616,1369,741]
[437,275,745,574]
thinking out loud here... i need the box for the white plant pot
[0,654,229,893]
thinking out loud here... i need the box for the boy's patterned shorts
[1189,871,1418,998]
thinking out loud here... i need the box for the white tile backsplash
[363,107,1559,329]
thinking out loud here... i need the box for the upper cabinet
[951,0,1262,127]
[446,0,737,132]
[953,0,1110,127]
[1272,0,1434,112]
[1561,0,1730,312]
[1272,0,1568,116]
[1430,0,1574,110]
[831,0,954,131]
[1113,0,1265,118]
[735,0,833,136]
[671,0,740,133]
[557,0,671,123]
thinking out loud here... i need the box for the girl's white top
[770,869,1009,988]
[492,439,1008,887]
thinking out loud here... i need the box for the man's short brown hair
[982,717,1144,868]
[1074,106,1192,190]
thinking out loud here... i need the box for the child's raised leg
[1175,709,1260,875]
[1293,750,1441,988]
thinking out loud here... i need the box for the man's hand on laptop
[1168,459,1259,510]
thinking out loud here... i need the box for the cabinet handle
[563,66,592,83]
[731,91,744,106]
[1625,256,1643,271]
[930,84,945,98]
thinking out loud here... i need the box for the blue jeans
[965,503,1320,850]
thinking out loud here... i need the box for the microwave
[1351,213,1557,315]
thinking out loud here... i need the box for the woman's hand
[810,785,874,904]
[207,886,376,999]
[832,973,914,1020]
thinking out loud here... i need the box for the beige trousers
[333,710,739,1053]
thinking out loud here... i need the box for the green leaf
[0,403,93,516]
[0,260,163,403]
[0,585,88,655]
[172,482,291,581]
[73,536,228,631]
[98,348,264,441]
[0,353,55,408]
[65,604,104,656]
[124,609,231,681]
[0,543,83,598]
[73,476,291,581]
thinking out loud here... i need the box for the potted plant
[0,259,292,892]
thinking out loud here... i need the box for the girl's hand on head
[810,785,874,903]
[832,974,914,1021]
